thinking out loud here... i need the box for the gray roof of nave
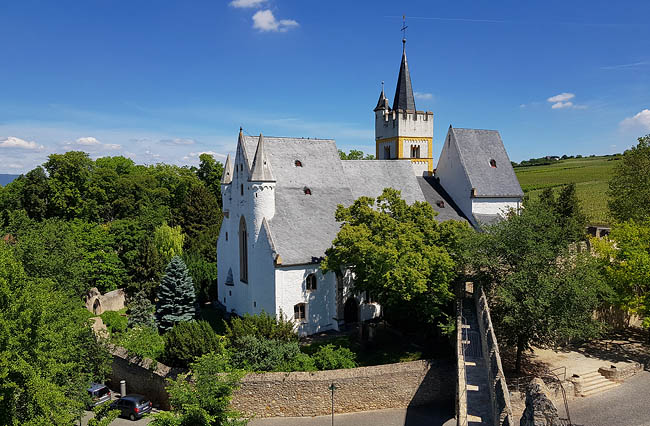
[450,128,524,198]
[341,160,425,205]
[416,176,469,223]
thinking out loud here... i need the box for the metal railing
[457,298,469,426]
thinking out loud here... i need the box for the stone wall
[475,287,514,426]
[519,378,561,426]
[108,345,453,417]
[598,362,643,382]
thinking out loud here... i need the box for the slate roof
[239,136,468,265]
[374,87,390,111]
[392,50,416,112]
[450,127,524,198]
[249,134,275,181]
[416,176,469,223]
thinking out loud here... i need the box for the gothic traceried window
[239,216,248,283]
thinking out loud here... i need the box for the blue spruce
[156,256,196,332]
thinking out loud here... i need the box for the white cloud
[252,10,299,32]
[547,93,575,103]
[160,138,195,145]
[0,136,44,150]
[75,136,101,145]
[414,92,433,100]
[551,101,574,109]
[230,0,265,8]
[104,143,122,150]
[620,109,650,130]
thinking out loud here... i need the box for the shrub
[156,256,196,332]
[127,290,155,329]
[100,310,128,334]
[229,335,300,372]
[277,352,317,372]
[225,311,297,343]
[117,326,165,361]
[163,320,225,368]
[311,344,356,370]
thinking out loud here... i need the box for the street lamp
[328,383,338,426]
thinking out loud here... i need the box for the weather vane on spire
[401,15,408,49]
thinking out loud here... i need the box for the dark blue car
[109,394,152,421]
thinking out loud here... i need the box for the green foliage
[197,153,224,208]
[539,183,587,242]
[127,290,156,329]
[154,223,185,265]
[87,402,119,426]
[225,311,297,343]
[465,200,609,372]
[100,310,128,334]
[311,344,357,370]
[116,326,165,361]
[184,251,219,304]
[156,256,197,332]
[608,135,650,223]
[322,188,470,329]
[338,149,375,160]
[592,220,650,329]
[0,242,112,425]
[164,321,225,368]
[276,352,317,372]
[149,352,247,426]
[229,335,301,372]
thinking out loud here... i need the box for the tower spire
[401,15,408,51]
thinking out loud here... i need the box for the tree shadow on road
[403,361,455,426]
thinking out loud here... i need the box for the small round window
[295,160,303,167]
[489,159,497,168]
[304,187,312,195]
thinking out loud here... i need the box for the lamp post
[328,383,338,426]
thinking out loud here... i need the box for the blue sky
[1,0,649,173]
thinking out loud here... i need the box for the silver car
[87,383,111,408]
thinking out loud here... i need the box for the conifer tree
[127,290,156,329]
[156,256,196,332]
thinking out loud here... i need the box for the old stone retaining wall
[108,346,454,416]
[475,287,514,426]
[519,378,561,426]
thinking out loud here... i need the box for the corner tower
[374,39,434,176]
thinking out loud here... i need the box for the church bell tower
[374,21,434,176]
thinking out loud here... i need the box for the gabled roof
[392,50,416,112]
[416,176,469,223]
[449,127,524,198]
[341,160,425,205]
[249,134,275,182]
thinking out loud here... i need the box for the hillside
[514,156,620,226]
[0,174,20,187]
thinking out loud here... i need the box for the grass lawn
[514,155,621,225]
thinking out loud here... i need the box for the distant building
[217,40,523,335]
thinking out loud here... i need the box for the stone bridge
[456,283,514,426]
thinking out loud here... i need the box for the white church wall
[375,111,397,141]
[471,198,521,216]
[410,160,429,176]
[275,265,338,336]
[435,133,473,219]
[401,139,429,158]
[397,111,433,138]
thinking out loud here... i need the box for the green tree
[0,241,111,425]
[592,220,650,338]
[87,402,120,426]
[539,183,587,241]
[338,149,375,160]
[44,151,94,219]
[322,188,469,329]
[164,320,225,368]
[197,154,224,207]
[608,135,650,222]
[20,166,50,220]
[127,290,156,329]
[153,223,185,265]
[225,311,297,343]
[466,201,609,373]
[156,256,197,332]
[149,353,247,426]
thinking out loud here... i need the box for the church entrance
[344,297,359,324]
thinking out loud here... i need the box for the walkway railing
[456,297,468,426]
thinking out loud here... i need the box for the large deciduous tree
[322,188,471,331]
[466,200,609,373]
[156,256,196,332]
[608,134,650,223]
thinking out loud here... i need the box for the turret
[221,153,234,211]
[248,133,276,240]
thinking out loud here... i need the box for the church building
[216,41,523,335]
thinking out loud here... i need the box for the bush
[225,311,297,343]
[100,310,128,334]
[163,320,225,368]
[277,352,317,372]
[229,335,300,372]
[311,344,356,370]
[117,326,165,361]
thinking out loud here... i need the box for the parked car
[110,394,152,421]
[87,383,111,408]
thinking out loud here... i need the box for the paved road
[249,405,455,426]
[81,411,153,425]
[568,370,650,426]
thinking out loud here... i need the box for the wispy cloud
[601,60,649,70]
[620,109,650,131]
[252,10,299,32]
[64,136,121,151]
[229,0,265,8]
[414,92,433,100]
[75,136,101,146]
[547,92,586,110]
[0,136,44,150]
[160,138,195,145]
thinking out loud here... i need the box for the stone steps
[576,371,620,397]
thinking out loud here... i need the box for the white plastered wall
[435,131,473,219]
[471,198,521,216]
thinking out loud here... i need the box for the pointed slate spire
[249,133,275,182]
[392,49,416,112]
[221,154,233,184]
[374,81,390,111]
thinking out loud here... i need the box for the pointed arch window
[239,216,248,283]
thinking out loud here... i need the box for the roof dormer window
[489,159,497,168]
[295,160,303,167]
[304,187,312,195]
